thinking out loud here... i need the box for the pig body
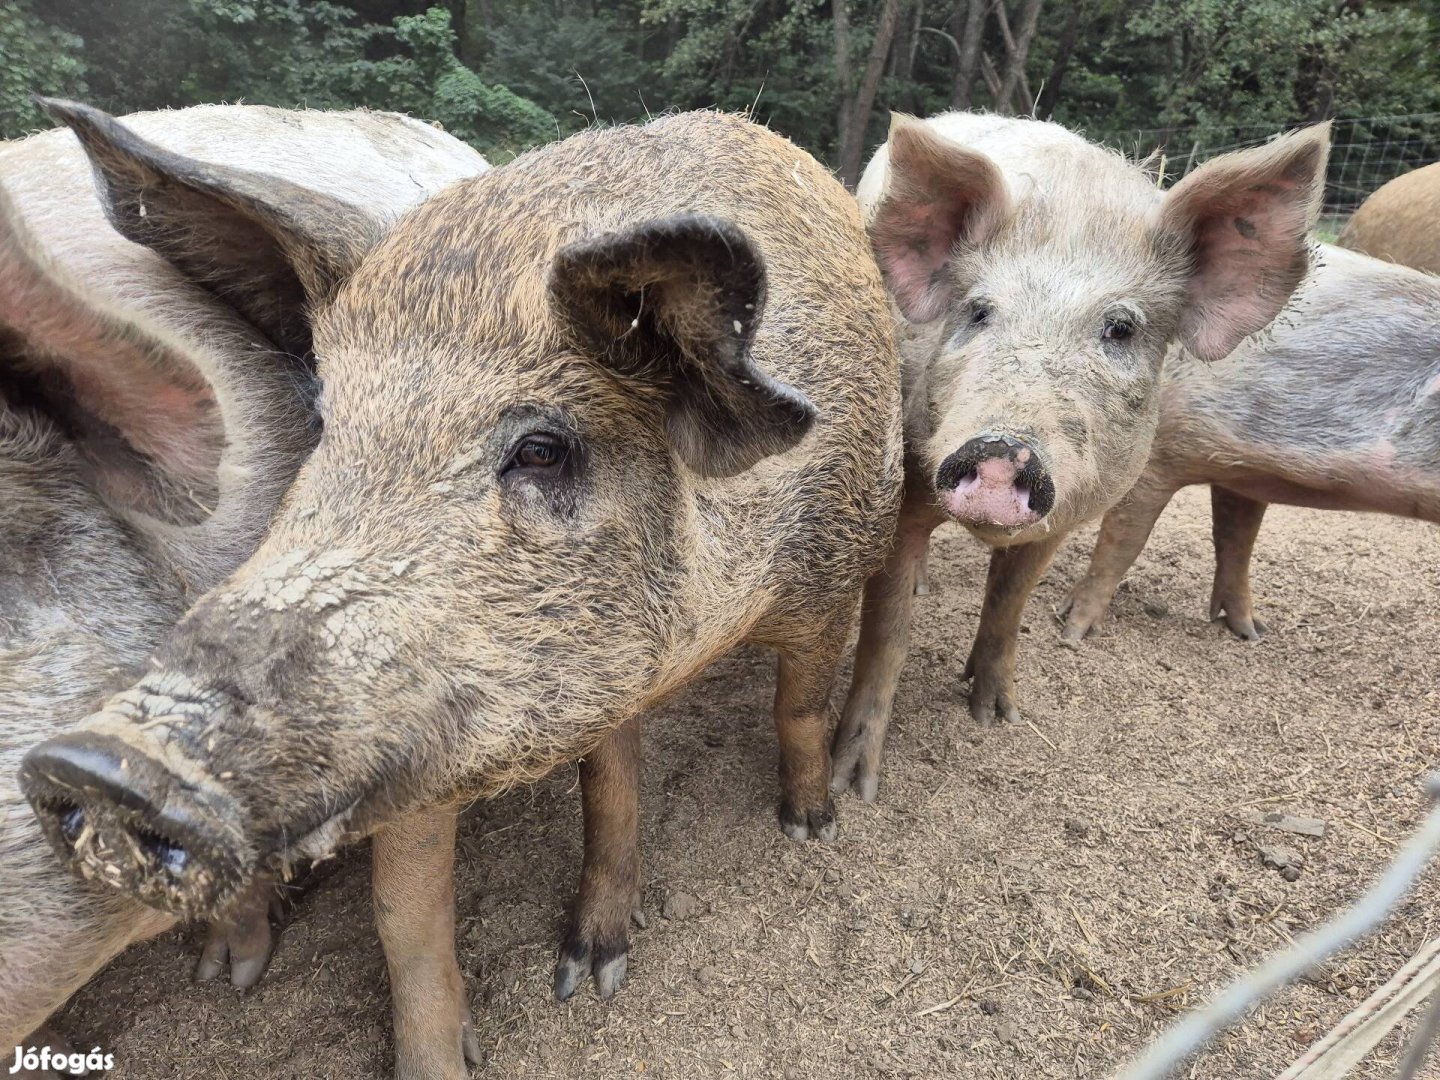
[1337,160,1440,275]
[20,110,902,1078]
[1063,244,1440,641]
[1,103,485,1061]
[831,112,1328,800]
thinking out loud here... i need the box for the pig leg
[964,533,1066,725]
[830,518,934,802]
[195,872,285,988]
[1209,485,1270,641]
[1060,485,1177,642]
[372,806,479,1080]
[553,715,643,1002]
[913,542,932,596]
[776,609,856,841]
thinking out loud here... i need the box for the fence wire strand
[1114,775,1440,1080]
[1121,114,1440,217]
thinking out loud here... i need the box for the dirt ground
[59,487,1440,1079]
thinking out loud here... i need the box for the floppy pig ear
[1158,122,1330,362]
[40,98,379,358]
[549,213,816,479]
[0,179,221,518]
[868,113,1011,323]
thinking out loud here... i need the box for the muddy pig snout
[935,435,1055,528]
[19,732,253,920]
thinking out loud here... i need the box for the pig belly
[1212,471,1436,520]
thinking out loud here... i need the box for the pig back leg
[912,543,932,596]
[1209,486,1270,640]
[964,532,1066,726]
[774,603,859,842]
[553,714,643,1002]
[372,805,479,1080]
[1061,482,1178,642]
[831,515,935,802]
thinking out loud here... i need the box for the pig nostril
[58,802,86,845]
[134,826,190,876]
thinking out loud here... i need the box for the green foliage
[6,0,1440,179]
[13,2,558,159]
[0,1,86,136]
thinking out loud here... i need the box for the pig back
[1160,245,1440,484]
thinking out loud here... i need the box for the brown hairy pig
[17,111,903,1078]
[830,112,1329,801]
[1063,244,1440,641]
[1337,160,1440,275]
[0,101,484,1068]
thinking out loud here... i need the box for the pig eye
[970,304,992,326]
[503,433,568,476]
[1102,319,1134,342]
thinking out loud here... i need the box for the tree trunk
[952,0,988,109]
[839,0,907,188]
[833,0,854,164]
[995,0,1043,114]
[891,0,924,114]
[1035,0,1081,118]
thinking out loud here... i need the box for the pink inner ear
[1164,128,1326,362]
[0,194,220,495]
[871,197,964,323]
[869,122,1009,323]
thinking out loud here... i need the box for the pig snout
[935,435,1055,529]
[19,731,253,921]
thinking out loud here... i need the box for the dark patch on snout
[20,731,254,921]
[935,435,1056,519]
[1233,217,1258,239]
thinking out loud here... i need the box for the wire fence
[1111,775,1440,1080]
[1120,114,1440,228]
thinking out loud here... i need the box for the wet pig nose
[935,435,1055,528]
[19,731,252,919]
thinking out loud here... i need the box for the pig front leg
[554,715,643,1002]
[373,806,479,1080]
[964,533,1065,725]
[1209,485,1270,640]
[831,518,935,802]
[195,872,285,988]
[1061,484,1177,642]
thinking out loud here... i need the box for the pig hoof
[1219,613,1269,641]
[829,756,880,803]
[461,1014,482,1067]
[20,1026,84,1078]
[779,799,837,841]
[195,875,284,988]
[553,934,630,1001]
[967,686,1021,727]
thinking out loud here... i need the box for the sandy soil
[57,487,1440,1079]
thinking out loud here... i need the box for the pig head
[21,111,899,928]
[0,100,485,1047]
[861,112,1331,544]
